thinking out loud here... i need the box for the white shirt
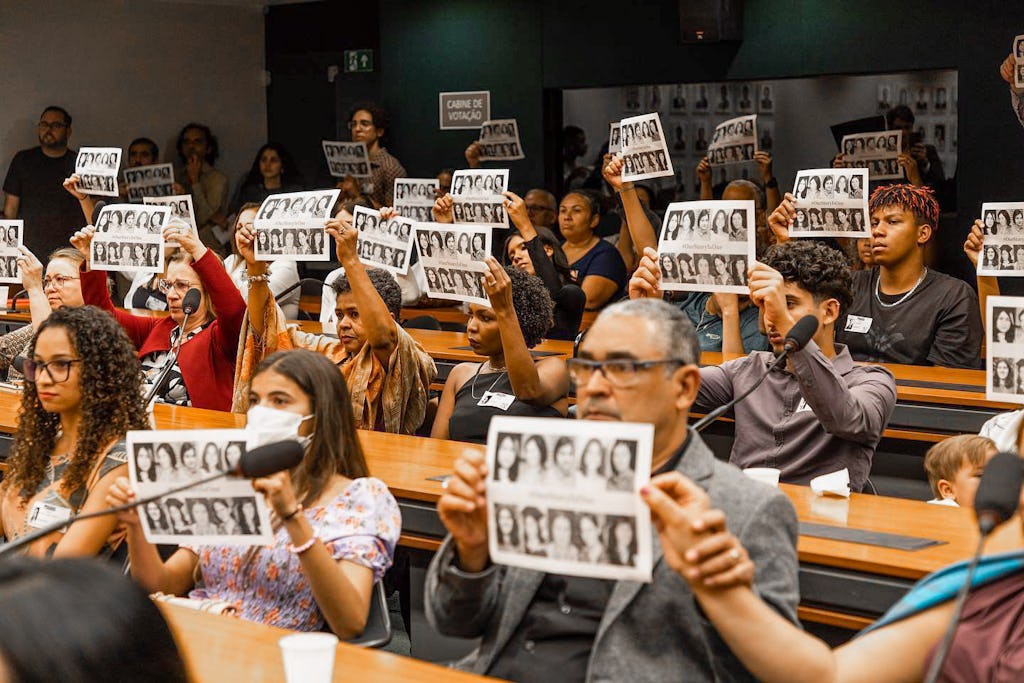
[223,254,300,320]
[978,409,1024,452]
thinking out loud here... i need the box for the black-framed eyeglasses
[566,357,691,388]
[24,358,82,384]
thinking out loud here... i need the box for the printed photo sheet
[618,112,673,182]
[707,114,758,166]
[353,205,414,275]
[657,200,757,294]
[322,141,370,179]
[486,416,655,583]
[978,203,1024,277]
[477,119,525,161]
[450,169,509,229]
[415,222,491,306]
[839,131,903,181]
[254,189,340,262]
[128,429,274,546]
[608,122,622,154]
[1015,35,1024,89]
[91,204,169,274]
[789,169,870,238]
[144,194,198,246]
[0,220,22,284]
[986,296,1024,404]
[125,163,175,202]
[75,147,121,197]
[393,178,439,223]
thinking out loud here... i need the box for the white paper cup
[743,467,781,487]
[279,633,338,683]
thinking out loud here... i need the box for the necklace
[874,268,927,308]
[470,361,507,400]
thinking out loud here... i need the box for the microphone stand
[0,469,232,560]
[692,347,793,433]
[143,308,193,408]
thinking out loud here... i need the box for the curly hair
[348,102,390,136]
[4,306,148,507]
[868,184,939,230]
[175,122,219,165]
[762,240,854,314]
[332,267,402,320]
[506,267,555,347]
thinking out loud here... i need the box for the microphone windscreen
[12,356,23,374]
[181,288,202,315]
[237,440,305,478]
[784,315,819,351]
[90,200,108,225]
[974,451,1023,533]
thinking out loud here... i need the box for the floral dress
[185,477,401,631]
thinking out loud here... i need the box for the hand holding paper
[747,262,796,338]
[437,449,490,572]
[628,247,663,300]
[432,194,454,223]
[962,219,984,268]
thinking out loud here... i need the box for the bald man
[524,188,557,229]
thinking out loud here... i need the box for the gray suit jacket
[424,430,800,682]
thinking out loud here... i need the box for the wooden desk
[399,306,598,332]
[159,603,492,682]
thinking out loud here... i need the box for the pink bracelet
[287,536,317,555]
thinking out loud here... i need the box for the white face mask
[246,405,313,448]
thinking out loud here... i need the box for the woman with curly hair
[109,349,400,636]
[0,306,148,558]
[431,258,569,443]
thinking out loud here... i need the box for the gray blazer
[425,431,800,682]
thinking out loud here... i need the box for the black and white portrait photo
[657,200,757,295]
[449,169,509,228]
[789,168,870,238]
[322,140,370,178]
[253,189,340,262]
[478,118,526,161]
[75,146,122,197]
[618,112,674,183]
[125,163,175,202]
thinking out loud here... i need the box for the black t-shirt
[836,268,982,368]
[2,147,82,258]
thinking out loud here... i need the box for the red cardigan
[81,251,245,411]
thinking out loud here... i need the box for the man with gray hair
[425,296,799,682]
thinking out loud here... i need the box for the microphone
[143,288,202,407]
[90,200,107,226]
[0,440,304,559]
[923,451,1023,683]
[693,315,819,432]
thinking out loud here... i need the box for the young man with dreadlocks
[770,184,982,368]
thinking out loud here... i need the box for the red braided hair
[868,184,939,229]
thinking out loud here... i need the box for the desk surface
[159,602,491,682]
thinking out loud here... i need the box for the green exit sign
[344,49,374,73]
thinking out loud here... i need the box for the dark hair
[868,184,940,231]
[562,189,601,218]
[502,226,575,286]
[332,267,402,320]
[176,122,219,165]
[504,267,555,347]
[609,440,636,475]
[762,241,854,314]
[251,350,369,508]
[521,435,548,468]
[40,105,71,127]
[128,137,159,160]
[4,307,148,507]
[494,503,521,546]
[348,101,390,136]
[0,557,186,682]
[579,439,606,476]
[242,142,304,191]
[885,104,915,127]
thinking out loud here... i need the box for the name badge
[26,501,72,530]
[844,315,872,334]
[478,391,516,410]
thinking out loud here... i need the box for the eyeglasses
[157,279,195,295]
[43,275,79,290]
[37,121,68,130]
[24,358,81,384]
[526,204,554,215]
[347,119,375,130]
[566,357,691,389]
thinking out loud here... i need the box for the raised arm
[697,157,713,201]
[326,214,398,366]
[603,155,657,255]
[233,220,273,338]
[754,152,781,214]
[766,192,796,245]
[62,174,97,225]
[17,246,49,330]
[432,194,454,223]
[963,218,1000,334]
[504,191,563,294]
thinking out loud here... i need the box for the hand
[602,154,628,192]
[766,192,795,244]
[337,175,362,200]
[676,510,755,589]
[747,261,795,338]
[164,226,206,262]
[252,470,300,518]
[171,182,187,196]
[481,257,513,313]
[325,216,358,263]
[963,219,985,267]
[437,449,490,572]
[105,477,142,528]
[696,157,712,185]
[432,194,454,224]
[640,472,713,578]
[235,221,257,265]
[379,206,397,221]
[1001,53,1024,94]
[629,247,663,300]
[502,190,531,231]
[185,155,203,185]
[17,246,43,291]
[753,151,773,182]
[897,153,922,186]
[711,291,740,316]
[910,142,928,162]
[70,226,96,265]
[831,153,846,169]
[62,174,87,201]
[465,141,482,168]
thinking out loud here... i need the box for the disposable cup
[279,632,338,683]
[743,467,781,487]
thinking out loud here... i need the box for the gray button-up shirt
[696,341,897,491]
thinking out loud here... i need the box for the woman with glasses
[0,306,148,557]
[72,222,245,412]
[0,247,85,383]
[431,258,569,444]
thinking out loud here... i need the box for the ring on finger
[729,548,741,563]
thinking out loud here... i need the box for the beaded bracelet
[287,536,317,555]
[242,270,272,285]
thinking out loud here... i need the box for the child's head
[924,435,997,507]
